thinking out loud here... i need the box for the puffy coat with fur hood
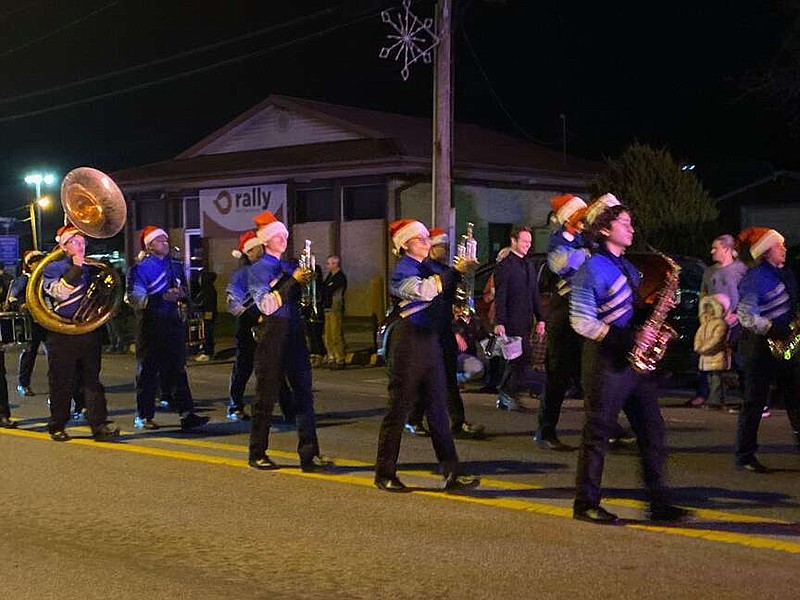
[694,294,731,371]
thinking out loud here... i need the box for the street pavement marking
[2,425,799,554]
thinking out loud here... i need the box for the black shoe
[573,505,619,524]
[248,456,280,470]
[16,385,34,397]
[608,435,637,450]
[50,430,71,442]
[648,504,691,523]
[404,422,428,436]
[452,422,486,439]
[0,417,18,429]
[301,455,334,473]
[735,459,770,473]
[180,413,209,431]
[374,476,409,492]
[533,432,575,451]
[443,474,481,492]
[93,423,120,442]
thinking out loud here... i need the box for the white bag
[498,335,523,360]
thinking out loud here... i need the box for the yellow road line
[2,426,798,554]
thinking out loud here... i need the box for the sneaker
[762,407,771,418]
[443,474,480,492]
[648,504,691,523]
[180,413,209,431]
[0,416,18,429]
[227,409,248,422]
[573,505,619,524]
[248,456,280,470]
[495,394,528,412]
[16,385,34,397]
[301,455,335,473]
[452,422,486,439]
[93,423,121,442]
[50,430,71,442]
[404,422,428,436]
[735,458,770,473]
[194,354,211,362]
[133,417,160,430]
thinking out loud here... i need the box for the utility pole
[432,0,453,232]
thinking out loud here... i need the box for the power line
[460,25,560,147]
[0,6,338,106]
[0,1,42,22]
[0,9,380,123]
[0,1,120,60]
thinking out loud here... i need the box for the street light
[24,172,56,251]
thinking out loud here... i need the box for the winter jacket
[694,295,731,372]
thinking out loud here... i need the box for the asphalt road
[1,348,799,599]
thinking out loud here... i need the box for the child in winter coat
[693,294,732,410]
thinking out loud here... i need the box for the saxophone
[454,222,477,322]
[767,316,800,360]
[628,253,681,373]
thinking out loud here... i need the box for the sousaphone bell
[26,167,127,334]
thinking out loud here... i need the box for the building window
[136,199,165,230]
[343,184,386,221]
[296,188,335,223]
[184,196,200,229]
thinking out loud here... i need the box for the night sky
[0,0,794,237]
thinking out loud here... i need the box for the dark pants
[575,342,669,510]
[498,328,533,400]
[201,317,216,357]
[408,328,467,430]
[538,296,582,438]
[135,317,194,419]
[0,350,9,419]
[47,331,109,434]
[18,321,47,387]
[249,317,319,464]
[229,315,257,411]
[376,320,460,479]
[736,330,800,464]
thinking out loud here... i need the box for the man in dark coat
[493,226,544,411]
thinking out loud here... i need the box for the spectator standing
[322,254,347,369]
[493,226,544,411]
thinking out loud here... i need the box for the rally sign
[199,183,287,235]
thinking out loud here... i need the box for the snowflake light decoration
[379,0,440,81]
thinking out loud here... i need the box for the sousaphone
[26,167,127,334]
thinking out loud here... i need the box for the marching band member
[405,227,485,439]
[734,227,800,472]
[226,231,264,421]
[375,219,480,492]
[42,225,119,442]
[569,199,687,523]
[535,194,587,451]
[126,226,208,431]
[7,250,47,397]
[247,211,332,471]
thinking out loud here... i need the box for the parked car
[377,252,706,379]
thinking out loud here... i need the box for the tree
[591,143,718,257]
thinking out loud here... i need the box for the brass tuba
[25,167,126,334]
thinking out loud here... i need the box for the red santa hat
[253,211,289,243]
[140,225,168,249]
[550,194,587,226]
[232,230,262,259]
[389,219,429,254]
[738,227,785,260]
[55,224,81,246]
[429,227,449,246]
[585,193,621,226]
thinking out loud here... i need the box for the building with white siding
[113,95,601,318]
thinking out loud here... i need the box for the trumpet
[299,239,320,322]
[454,222,477,322]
